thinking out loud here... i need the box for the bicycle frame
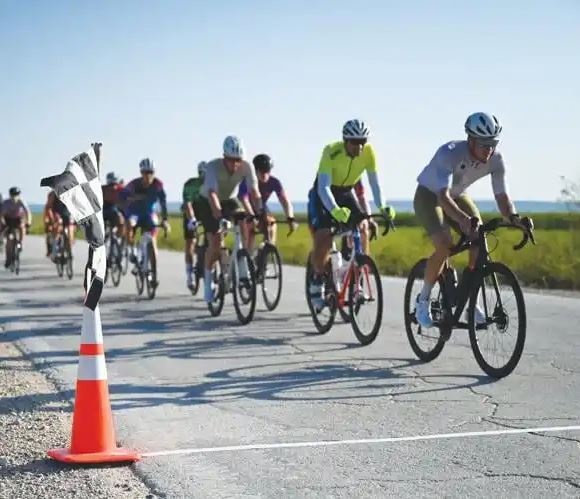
[220,220,246,291]
[137,230,154,273]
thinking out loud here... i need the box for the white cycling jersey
[417,140,508,197]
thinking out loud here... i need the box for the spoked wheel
[349,254,383,346]
[121,240,129,275]
[64,237,73,280]
[259,243,283,311]
[190,245,204,296]
[135,262,144,296]
[232,249,257,325]
[305,253,337,334]
[13,246,20,275]
[55,239,64,278]
[404,258,446,362]
[110,242,122,287]
[208,261,225,317]
[145,242,157,300]
[468,262,526,378]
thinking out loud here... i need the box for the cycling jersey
[417,140,508,197]
[122,177,167,219]
[45,192,71,222]
[1,198,30,221]
[182,177,204,206]
[238,175,283,205]
[102,183,125,209]
[316,141,383,213]
[201,158,258,201]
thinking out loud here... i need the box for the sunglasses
[474,138,499,148]
[347,138,367,146]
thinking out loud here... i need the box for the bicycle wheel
[108,238,121,287]
[145,242,157,300]
[13,245,20,275]
[135,259,144,296]
[260,243,282,311]
[468,262,526,378]
[305,253,337,334]
[349,254,383,346]
[232,249,257,325]
[208,262,225,317]
[404,258,446,362]
[190,244,203,296]
[55,238,64,277]
[121,238,129,275]
[64,236,73,280]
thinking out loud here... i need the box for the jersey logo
[329,149,342,160]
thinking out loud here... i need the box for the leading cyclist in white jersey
[413,112,532,328]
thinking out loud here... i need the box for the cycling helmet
[197,161,207,177]
[253,154,273,172]
[223,135,245,159]
[342,119,370,140]
[9,186,20,196]
[106,172,119,185]
[139,158,155,173]
[464,112,502,140]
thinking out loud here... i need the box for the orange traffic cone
[48,305,140,463]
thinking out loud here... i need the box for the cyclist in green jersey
[307,119,396,309]
[182,161,207,290]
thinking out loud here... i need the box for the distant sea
[28,200,578,214]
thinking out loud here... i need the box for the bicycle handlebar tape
[42,146,139,464]
[47,306,140,464]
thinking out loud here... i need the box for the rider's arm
[244,164,263,213]
[182,183,194,219]
[438,188,472,227]
[204,165,222,218]
[238,180,254,215]
[316,144,339,212]
[156,181,168,220]
[272,178,294,219]
[490,152,517,220]
[364,145,385,210]
[21,199,32,225]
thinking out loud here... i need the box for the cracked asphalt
[1,237,579,497]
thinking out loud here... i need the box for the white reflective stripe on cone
[77,355,108,381]
[80,305,104,345]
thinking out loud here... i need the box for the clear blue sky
[1,0,579,203]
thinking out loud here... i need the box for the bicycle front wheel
[349,254,383,346]
[208,262,225,317]
[260,243,282,311]
[404,259,446,362]
[468,262,526,378]
[233,249,257,325]
[305,253,337,334]
[146,242,157,300]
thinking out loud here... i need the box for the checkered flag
[41,144,106,310]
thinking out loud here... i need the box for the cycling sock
[419,282,433,301]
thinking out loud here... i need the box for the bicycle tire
[233,249,257,325]
[404,258,446,362]
[208,262,225,317]
[468,261,526,378]
[260,243,283,311]
[305,252,336,334]
[146,242,157,300]
[190,244,204,296]
[349,254,383,346]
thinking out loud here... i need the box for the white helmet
[223,135,245,159]
[342,119,370,140]
[139,158,155,173]
[464,112,502,140]
[197,161,207,176]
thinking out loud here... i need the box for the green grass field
[29,212,580,290]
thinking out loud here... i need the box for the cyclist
[413,112,532,328]
[45,190,75,261]
[197,135,263,303]
[121,158,169,285]
[1,187,32,268]
[182,161,207,290]
[307,119,395,309]
[102,172,126,237]
[238,153,298,253]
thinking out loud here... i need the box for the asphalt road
[1,237,579,497]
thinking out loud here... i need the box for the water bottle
[220,247,230,273]
[443,266,458,305]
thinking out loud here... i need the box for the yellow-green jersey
[316,141,384,213]
[318,141,377,186]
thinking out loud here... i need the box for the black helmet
[253,153,273,172]
[9,186,21,196]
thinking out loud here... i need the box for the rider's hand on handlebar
[287,217,298,234]
[161,218,171,232]
[381,205,396,222]
[219,218,232,232]
[331,206,351,224]
[186,218,198,231]
[368,217,379,241]
[460,216,480,239]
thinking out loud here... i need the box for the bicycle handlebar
[332,213,395,238]
[452,217,536,254]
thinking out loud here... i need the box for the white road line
[141,424,580,458]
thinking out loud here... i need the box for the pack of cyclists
[7,112,532,332]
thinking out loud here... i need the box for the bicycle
[53,225,74,280]
[187,225,207,297]
[131,225,168,300]
[305,214,394,345]
[252,218,296,311]
[104,223,125,287]
[404,217,535,378]
[207,212,257,325]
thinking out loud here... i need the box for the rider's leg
[68,223,75,246]
[312,228,332,275]
[268,220,277,246]
[185,237,194,287]
[204,231,222,301]
[359,218,370,255]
